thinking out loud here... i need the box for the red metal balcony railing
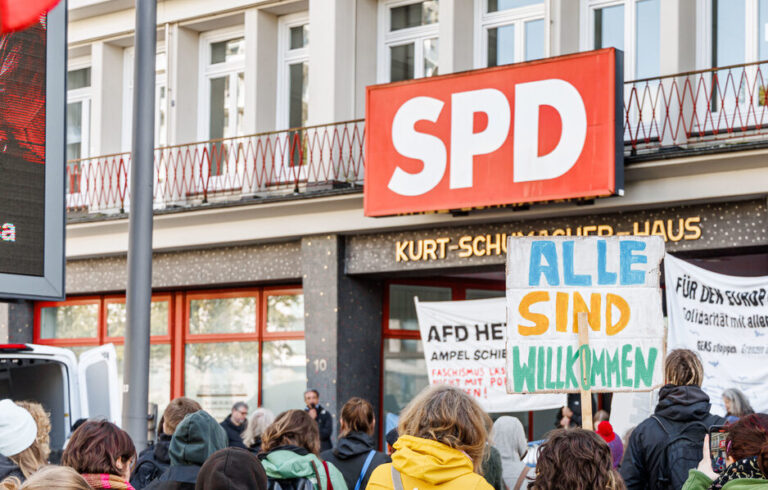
[625,60,768,152]
[67,61,768,216]
[66,119,365,214]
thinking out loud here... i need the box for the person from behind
[620,349,725,489]
[320,398,389,489]
[722,388,754,423]
[529,428,624,490]
[304,390,334,452]
[0,400,46,482]
[61,420,137,489]
[594,410,611,426]
[367,385,494,490]
[596,421,624,469]
[259,409,346,489]
[145,410,228,490]
[492,416,532,490]
[220,402,248,450]
[194,448,267,490]
[0,465,91,490]
[682,412,768,489]
[481,444,505,490]
[132,397,202,489]
[242,408,275,455]
[385,429,398,456]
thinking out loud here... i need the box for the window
[379,0,440,82]
[121,46,168,151]
[583,0,661,80]
[199,29,246,177]
[475,0,547,68]
[34,286,305,422]
[277,15,309,130]
[66,61,92,195]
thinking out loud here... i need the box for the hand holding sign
[505,236,665,399]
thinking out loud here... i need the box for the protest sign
[414,297,565,412]
[665,254,768,413]
[609,390,658,440]
[505,236,666,396]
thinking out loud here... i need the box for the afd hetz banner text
[506,236,665,394]
[414,297,564,412]
[666,254,768,413]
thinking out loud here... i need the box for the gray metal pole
[122,0,156,450]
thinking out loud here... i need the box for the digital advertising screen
[0,3,65,300]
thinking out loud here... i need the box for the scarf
[81,474,135,489]
[709,456,766,490]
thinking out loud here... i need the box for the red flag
[0,0,61,33]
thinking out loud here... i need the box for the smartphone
[709,425,729,473]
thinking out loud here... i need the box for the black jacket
[130,433,172,489]
[0,455,23,483]
[306,404,333,452]
[144,464,200,490]
[620,384,725,490]
[220,415,247,449]
[320,432,389,489]
[246,435,262,456]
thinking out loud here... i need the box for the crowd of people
[1,348,767,489]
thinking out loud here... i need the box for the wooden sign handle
[578,312,594,431]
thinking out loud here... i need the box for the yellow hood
[391,435,475,485]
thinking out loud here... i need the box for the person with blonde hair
[259,409,346,490]
[621,349,725,489]
[367,385,494,490]
[0,400,47,482]
[321,397,390,489]
[242,407,275,455]
[1,465,91,490]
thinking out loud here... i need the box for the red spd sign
[364,49,623,217]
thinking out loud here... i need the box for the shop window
[379,0,439,82]
[475,0,546,68]
[261,339,307,414]
[188,295,257,335]
[115,344,172,415]
[266,294,305,332]
[382,338,428,429]
[106,299,170,337]
[184,341,260,421]
[39,301,99,339]
[465,288,505,300]
[388,284,451,330]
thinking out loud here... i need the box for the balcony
[66,61,768,219]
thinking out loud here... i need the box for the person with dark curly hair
[529,429,624,490]
[682,413,768,489]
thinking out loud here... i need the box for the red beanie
[597,421,616,443]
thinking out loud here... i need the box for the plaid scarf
[81,474,135,489]
[709,456,766,490]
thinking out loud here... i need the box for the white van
[0,343,120,454]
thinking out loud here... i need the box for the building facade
[3,0,768,440]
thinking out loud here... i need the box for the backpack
[267,460,334,490]
[651,415,709,489]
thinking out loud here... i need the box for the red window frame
[34,286,304,408]
[381,278,543,441]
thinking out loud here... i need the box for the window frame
[377,0,441,83]
[473,0,549,69]
[695,0,760,70]
[66,57,93,198]
[33,286,304,412]
[121,44,169,152]
[276,12,310,131]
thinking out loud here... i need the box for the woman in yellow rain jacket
[367,385,494,490]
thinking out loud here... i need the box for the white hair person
[242,407,275,450]
[491,416,529,490]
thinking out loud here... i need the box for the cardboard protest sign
[665,254,768,413]
[505,236,665,394]
[414,297,565,412]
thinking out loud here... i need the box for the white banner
[506,236,666,394]
[414,297,565,412]
[665,254,768,414]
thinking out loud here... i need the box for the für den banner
[505,236,666,394]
